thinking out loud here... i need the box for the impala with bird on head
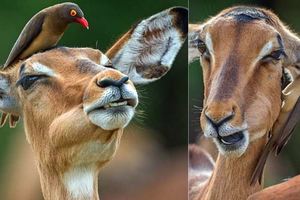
[0,4,188,200]
[189,6,300,200]
[4,2,89,68]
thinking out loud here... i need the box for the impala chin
[88,105,135,130]
[213,130,249,157]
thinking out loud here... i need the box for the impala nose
[204,101,237,130]
[97,76,129,88]
[205,112,234,129]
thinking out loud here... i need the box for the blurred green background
[0,1,188,199]
[189,0,300,187]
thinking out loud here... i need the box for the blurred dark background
[189,0,300,187]
[0,1,188,199]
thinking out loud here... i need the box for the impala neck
[37,163,100,200]
[202,137,266,200]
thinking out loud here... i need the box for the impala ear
[279,25,300,69]
[188,24,202,64]
[0,72,19,117]
[106,7,187,85]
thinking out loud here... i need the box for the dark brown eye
[197,40,207,54]
[16,75,47,90]
[263,50,286,61]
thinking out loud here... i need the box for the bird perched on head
[251,65,300,185]
[3,2,89,68]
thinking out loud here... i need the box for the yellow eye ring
[70,9,77,17]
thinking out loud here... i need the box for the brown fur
[248,175,300,199]
[1,47,129,200]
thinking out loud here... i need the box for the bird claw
[0,112,8,127]
[9,114,19,128]
[0,112,19,128]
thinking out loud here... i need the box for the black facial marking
[276,34,287,58]
[214,55,239,100]
[213,23,243,100]
[223,7,269,22]
[19,63,26,77]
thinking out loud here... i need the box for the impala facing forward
[189,6,300,200]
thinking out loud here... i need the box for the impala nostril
[97,76,129,88]
[205,112,234,129]
[121,76,129,84]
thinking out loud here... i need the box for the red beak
[75,17,89,29]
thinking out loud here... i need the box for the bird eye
[16,75,45,90]
[70,9,77,17]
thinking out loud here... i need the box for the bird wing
[275,96,300,154]
[250,133,272,185]
[4,12,45,68]
[251,96,300,185]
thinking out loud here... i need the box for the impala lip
[85,98,137,114]
[85,95,138,130]
[218,131,245,145]
[213,130,248,155]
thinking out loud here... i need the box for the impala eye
[263,50,286,61]
[197,39,207,54]
[16,75,46,90]
[104,64,115,69]
[70,9,77,17]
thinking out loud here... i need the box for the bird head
[60,3,89,29]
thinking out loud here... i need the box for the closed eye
[262,49,286,62]
[104,64,115,69]
[16,75,48,90]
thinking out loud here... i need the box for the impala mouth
[85,98,137,114]
[85,96,138,130]
[101,98,136,110]
[214,130,249,156]
[218,131,245,145]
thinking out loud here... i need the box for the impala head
[189,6,300,157]
[6,48,138,130]
[0,4,187,182]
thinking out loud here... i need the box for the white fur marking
[32,62,57,77]
[256,41,273,62]
[0,77,9,93]
[205,32,214,54]
[64,166,94,199]
[100,54,110,66]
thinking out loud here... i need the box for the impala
[189,6,300,200]
[0,7,187,200]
